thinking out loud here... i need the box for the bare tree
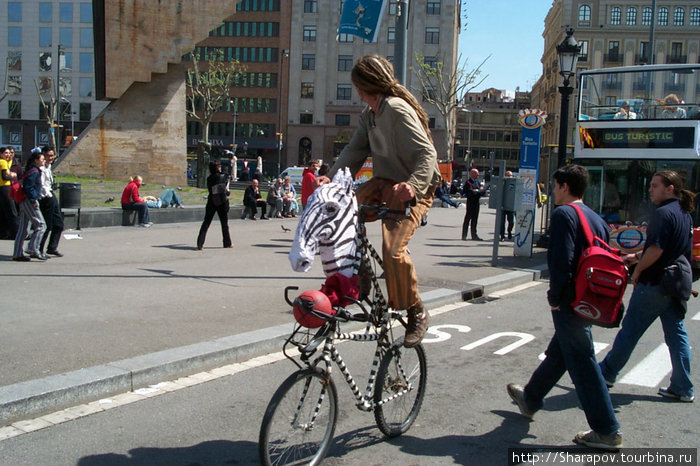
[185,48,245,186]
[411,52,489,162]
[34,78,58,149]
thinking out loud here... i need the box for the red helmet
[293,289,335,328]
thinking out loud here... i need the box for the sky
[458,1,553,93]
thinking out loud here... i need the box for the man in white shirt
[39,146,64,257]
[614,101,637,120]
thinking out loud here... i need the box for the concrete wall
[55,64,187,186]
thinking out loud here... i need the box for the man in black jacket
[241,179,267,220]
[461,168,485,240]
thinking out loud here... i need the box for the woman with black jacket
[196,161,232,250]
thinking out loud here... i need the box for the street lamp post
[462,108,482,168]
[556,28,581,168]
[56,44,64,152]
[277,49,289,176]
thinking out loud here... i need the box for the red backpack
[11,167,39,204]
[569,203,627,327]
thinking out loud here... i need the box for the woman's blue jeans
[524,308,620,435]
[600,283,693,398]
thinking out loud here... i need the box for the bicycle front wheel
[373,338,427,437]
[259,369,338,466]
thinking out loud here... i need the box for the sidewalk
[0,204,548,425]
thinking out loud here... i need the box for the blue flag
[338,0,387,43]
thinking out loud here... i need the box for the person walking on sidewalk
[12,150,47,261]
[121,175,152,227]
[507,164,623,451]
[599,170,694,403]
[461,168,486,240]
[315,55,441,348]
[197,161,232,250]
[38,146,64,257]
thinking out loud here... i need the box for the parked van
[279,166,305,184]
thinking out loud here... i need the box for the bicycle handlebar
[359,202,411,220]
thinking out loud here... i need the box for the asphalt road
[2,282,698,465]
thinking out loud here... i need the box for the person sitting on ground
[435,179,461,208]
[267,178,284,218]
[143,189,184,208]
[614,101,637,120]
[281,175,298,217]
[661,94,686,119]
[121,175,152,227]
[242,178,268,220]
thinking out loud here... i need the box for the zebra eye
[324,202,339,215]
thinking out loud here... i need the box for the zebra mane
[289,168,358,277]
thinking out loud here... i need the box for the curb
[0,266,545,426]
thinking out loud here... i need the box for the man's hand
[392,182,415,202]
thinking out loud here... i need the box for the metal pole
[277,49,288,176]
[56,44,62,152]
[648,0,656,64]
[557,83,573,168]
[394,0,409,85]
[467,111,473,166]
[492,160,506,266]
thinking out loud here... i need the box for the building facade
[535,0,700,168]
[0,1,109,157]
[455,89,531,177]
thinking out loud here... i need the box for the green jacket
[330,96,441,201]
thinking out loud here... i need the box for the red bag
[570,203,627,327]
[9,181,23,203]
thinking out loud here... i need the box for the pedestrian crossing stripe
[617,344,671,387]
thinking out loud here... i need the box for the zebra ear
[331,167,352,192]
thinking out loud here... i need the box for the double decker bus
[574,64,700,266]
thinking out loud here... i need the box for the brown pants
[355,177,435,311]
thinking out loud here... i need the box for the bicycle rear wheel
[259,369,338,466]
[373,338,427,437]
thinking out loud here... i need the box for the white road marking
[538,341,609,361]
[488,281,543,298]
[462,332,536,355]
[691,310,700,321]
[617,344,671,387]
[423,324,472,343]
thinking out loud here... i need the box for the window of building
[304,0,317,13]
[236,0,281,12]
[610,6,621,25]
[302,54,315,70]
[626,7,637,24]
[691,8,700,26]
[60,28,72,47]
[428,118,435,129]
[423,86,436,101]
[674,7,684,26]
[337,84,352,100]
[39,52,51,71]
[62,52,72,70]
[8,101,21,119]
[338,33,353,42]
[338,55,353,71]
[425,27,439,44]
[39,3,52,22]
[335,114,350,126]
[80,3,92,22]
[80,28,92,47]
[670,42,683,62]
[8,51,21,71]
[642,7,652,25]
[8,27,21,47]
[300,113,313,124]
[608,41,620,61]
[79,102,91,121]
[8,2,21,22]
[79,52,93,72]
[40,28,52,47]
[578,40,589,61]
[388,27,395,43]
[60,76,72,97]
[424,56,438,68]
[639,41,649,62]
[388,1,397,15]
[303,25,316,41]
[578,5,591,25]
[658,7,668,25]
[301,82,314,98]
[427,1,440,15]
[78,78,92,97]
[60,3,72,22]
[8,76,21,95]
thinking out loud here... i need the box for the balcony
[634,54,649,65]
[633,80,649,91]
[603,81,622,91]
[604,53,622,64]
[666,55,687,64]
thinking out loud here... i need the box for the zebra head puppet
[289,167,358,278]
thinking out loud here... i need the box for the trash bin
[59,182,81,209]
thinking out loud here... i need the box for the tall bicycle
[259,203,428,466]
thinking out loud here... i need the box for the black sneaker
[29,252,49,260]
[658,387,694,402]
[12,256,30,262]
[47,249,63,257]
